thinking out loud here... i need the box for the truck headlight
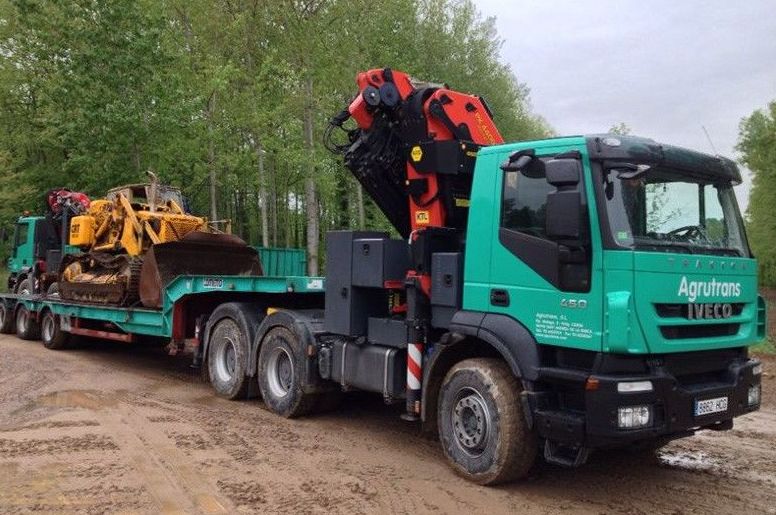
[617,405,652,429]
[617,380,653,393]
[748,385,761,406]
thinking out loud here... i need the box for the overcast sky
[472,0,776,209]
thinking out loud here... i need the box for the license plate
[694,396,728,417]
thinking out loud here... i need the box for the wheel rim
[451,387,491,456]
[214,337,237,383]
[16,309,28,333]
[267,346,293,398]
[42,314,55,342]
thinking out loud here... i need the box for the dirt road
[1,334,775,514]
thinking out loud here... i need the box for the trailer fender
[201,302,264,377]
[249,309,325,391]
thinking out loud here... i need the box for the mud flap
[139,232,263,308]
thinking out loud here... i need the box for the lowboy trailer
[0,68,766,485]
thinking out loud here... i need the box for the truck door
[487,147,604,352]
[10,220,33,272]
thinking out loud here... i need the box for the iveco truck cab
[463,134,762,456]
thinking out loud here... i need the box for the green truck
[4,211,305,293]
[0,68,765,485]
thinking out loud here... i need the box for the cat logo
[410,145,423,162]
[415,210,430,225]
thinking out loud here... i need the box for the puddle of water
[659,450,718,471]
[36,390,118,410]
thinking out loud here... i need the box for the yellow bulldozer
[59,173,262,308]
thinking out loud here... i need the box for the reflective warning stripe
[407,343,423,390]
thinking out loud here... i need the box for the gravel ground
[0,333,774,514]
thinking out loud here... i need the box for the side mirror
[545,158,584,240]
[546,157,580,186]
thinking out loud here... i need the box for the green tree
[738,101,776,285]
[0,0,550,275]
[608,122,631,135]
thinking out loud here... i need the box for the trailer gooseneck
[0,68,765,485]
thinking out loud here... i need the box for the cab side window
[15,223,29,247]
[501,169,554,239]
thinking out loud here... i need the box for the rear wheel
[40,310,69,350]
[15,305,41,341]
[438,358,537,485]
[257,326,316,418]
[0,303,14,334]
[208,318,251,399]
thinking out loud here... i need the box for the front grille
[660,323,739,340]
[655,303,744,319]
[659,347,745,387]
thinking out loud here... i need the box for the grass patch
[751,338,776,355]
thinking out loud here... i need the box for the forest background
[0,0,773,281]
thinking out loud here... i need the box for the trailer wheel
[15,305,41,341]
[40,310,69,350]
[0,303,14,334]
[438,358,537,485]
[257,326,315,418]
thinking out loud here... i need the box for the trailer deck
[0,275,324,338]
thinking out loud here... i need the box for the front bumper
[533,357,761,448]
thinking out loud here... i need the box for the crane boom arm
[326,68,503,238]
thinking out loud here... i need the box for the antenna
[701,125,718,155]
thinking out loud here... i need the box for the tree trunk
[257,140,269,247]
[271,175,278,247]
[357,185,365,229]
[303,76,318,275]
[132,143,142,174]
[207,90,218,223]
[336,173,349,228]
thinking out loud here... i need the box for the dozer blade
[139,232,263,308]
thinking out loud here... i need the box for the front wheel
[40,310,69,350]
[438,358,537,485]
[16,278,33,296]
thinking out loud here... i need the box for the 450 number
[561,298,588,309]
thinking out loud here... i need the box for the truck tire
[206,303,260,400]
[46,282,59,298]
[257,326,316,418]
[40,310,69,350]
[208,318,251,399]
[438,358,537,485]
[16,278,33,296]
[0,303,14,334]
[15,305,41,341]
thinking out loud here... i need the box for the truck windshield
[601,167,749,257]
